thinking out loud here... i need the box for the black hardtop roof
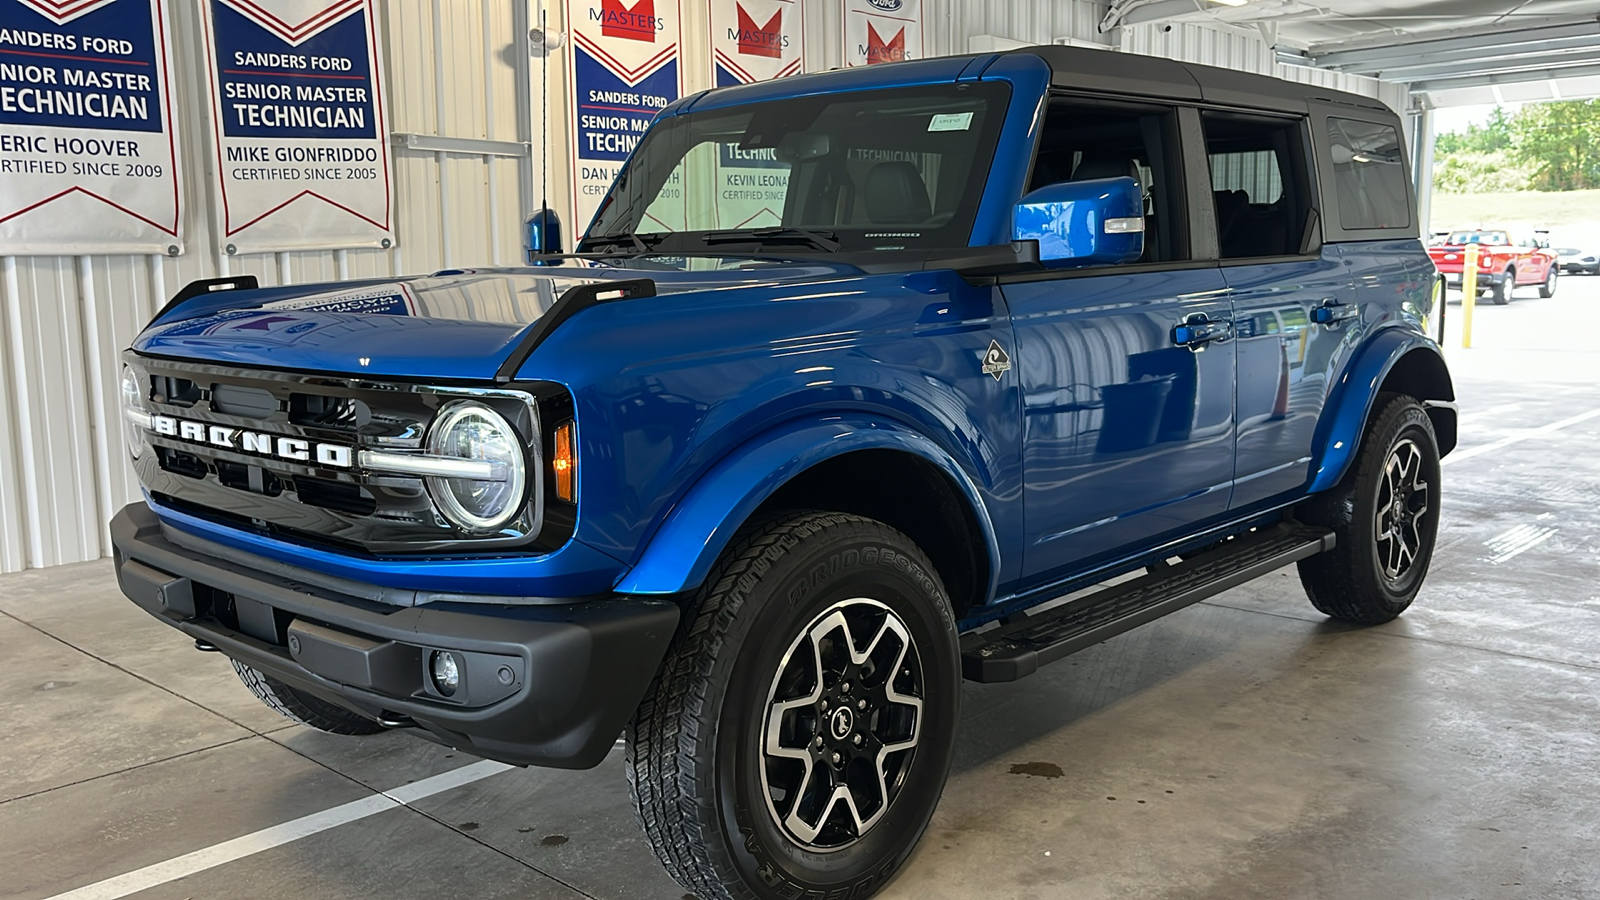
[1003,45,1393,117]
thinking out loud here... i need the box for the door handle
[1173,314,1233,348]
[1312,299,1359,326]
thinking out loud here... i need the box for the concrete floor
[4,276,1599,900]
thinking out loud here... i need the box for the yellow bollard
[1460,243,1477,349]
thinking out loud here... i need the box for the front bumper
[111,503,679,768]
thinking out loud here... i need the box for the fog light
[430,650,460,697]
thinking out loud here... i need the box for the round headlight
[119,367,148,459]
[425,403,527,533]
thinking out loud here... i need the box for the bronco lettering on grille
[149,414,353,468]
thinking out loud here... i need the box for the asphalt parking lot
[3,273,1598,900]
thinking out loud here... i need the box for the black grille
[297,477,377,516]
[127,352,573,554]
[153,375,202,407]
[216,459,285,497]
[156,446,207,479]
[210,384,278,419]
[290,394,370,430]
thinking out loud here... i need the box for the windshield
[1447,231,1509,245]
[583,83,1010,254]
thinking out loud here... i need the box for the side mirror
[1012,176,1144,268]
[525,208,563,261]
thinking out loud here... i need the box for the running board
[961,523,1336,683]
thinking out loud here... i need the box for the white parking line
[1442,408,1600,467]
[44,760,513,900]
[1483,524,1559,565]
[1454,401,1523,427]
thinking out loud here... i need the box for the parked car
[1555,245,1599,275]
[1427,228,1559,304]
[110,46,1455,900]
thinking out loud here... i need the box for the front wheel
[1539,264,1558,298]
[627,512,960,900]
[1295,394,1441,624]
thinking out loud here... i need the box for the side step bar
[961,522,1336,683]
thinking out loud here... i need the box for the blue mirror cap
[1011,176,1144,267]
[525,208,564,260]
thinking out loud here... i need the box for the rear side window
[1201,112,1312,259]
[1209,150,1282,205]
[1326,118,1410,231]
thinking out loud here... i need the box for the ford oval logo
[1444,253,1457,260]
[867,0,903,9]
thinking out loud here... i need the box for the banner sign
[843,0,922,67]
[200,0,393,254]
[567,0,682,231]
[0,0,182,255]
[709,0,802,87]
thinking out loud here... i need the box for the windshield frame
[579,81,1014,256]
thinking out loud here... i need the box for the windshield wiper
[578,232,663,254]
[701,227,841,252]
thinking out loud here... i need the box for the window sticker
[928,112,973,132]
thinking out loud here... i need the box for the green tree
[1435,106,1513,156]
[1509,99,1600,191]
[1432,101,1600,193]
[1433,149,1536,193]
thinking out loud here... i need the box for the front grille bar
[357,450,506,481]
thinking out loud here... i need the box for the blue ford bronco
[113,46,1454,900]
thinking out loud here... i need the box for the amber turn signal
[552,421,575,503]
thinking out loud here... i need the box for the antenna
[540,5,549,222]
[528,7,564,257]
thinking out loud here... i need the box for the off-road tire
[1491,268,1514,304]
[1295,393,1441,624]
[1539,264,1557,298]
[231,659,387,734]
[626,511,960,900]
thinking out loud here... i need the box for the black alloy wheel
[759,597,924,850]
[1372,437,1431,583]
[627,511,961,900]
[1295,393,1442,624]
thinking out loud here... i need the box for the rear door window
[1326,118,1410,231]
[1200,112,1313,259]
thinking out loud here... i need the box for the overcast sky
[1434,102,1524,134]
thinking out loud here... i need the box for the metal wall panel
[1120,21,1410,114]
[932,0,1112,56]
[0,0,533,572]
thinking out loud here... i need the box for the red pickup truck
[1428,229,1559,305]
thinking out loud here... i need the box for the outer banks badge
[981,340,1011,380]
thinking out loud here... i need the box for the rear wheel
[627,512,960,900]
[1295,394,1441,624]
[231,660,387,734]
[1539,264,1558,298]
[1491,268,1514,304]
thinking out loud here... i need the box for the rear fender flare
[614,415,1000,599]
[1308,328,1453,494]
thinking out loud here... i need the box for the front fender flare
[1308,328,1452,494]
[614,415,1000,598]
